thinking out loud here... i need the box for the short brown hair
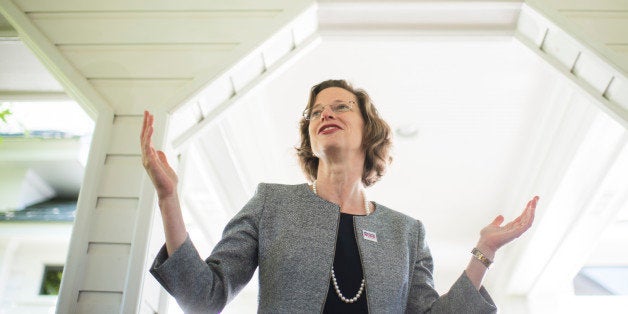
[296,79,393,187]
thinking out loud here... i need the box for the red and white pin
[362,230,377,242]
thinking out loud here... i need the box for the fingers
[141,112,155,151]
[500,196,540,231]
[141,110,148,138]
[141,111,150,147]
[480,196,540,250]
[524,196,539,227]
[515,199,531,226]
[141,111,152,144]
[516,196,539,232]
[141,111,159,170]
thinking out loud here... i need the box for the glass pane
[40,265,64,295]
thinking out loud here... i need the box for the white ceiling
[0,40,64,93]
[179,33,628,312]
[260,37,558,240]
[180,36,562,293]
[1,1,627,312]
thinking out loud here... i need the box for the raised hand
[141,110,178,200]
[477,196,539,257]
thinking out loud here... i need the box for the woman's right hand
[141,111,187,254]
[141,110,178,200]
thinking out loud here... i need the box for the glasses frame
[302,100,356,121]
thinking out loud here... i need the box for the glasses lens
[333,103,351,112]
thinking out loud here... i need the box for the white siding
[0,0,315,312]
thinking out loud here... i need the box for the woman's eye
[337,104,350,110]
[311,110,322,117]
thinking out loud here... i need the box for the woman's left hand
[476,196,539,258]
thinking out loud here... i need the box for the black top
[323,213,369,313]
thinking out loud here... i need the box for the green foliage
[0,105,12,143]
[0,108,10,123]
[40,266,63,295]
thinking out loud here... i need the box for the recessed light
[396,124,419,138]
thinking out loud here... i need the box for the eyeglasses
[302,101,356,121]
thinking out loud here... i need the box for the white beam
[526,0,628,79]
[171,34,320,151]
[169,3,319,150]
[318,0,522,36]
[0,138,81,162]
[530,129,628,296]
[515,4,628,129]
[0,30,17,37]
[0,0,112,119]
[0,91,70,101]
[501,111,628,297]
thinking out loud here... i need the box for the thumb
[491,215,504,226]
[156,151,172,168]
[157,151,177,176]
[157,150,168,163]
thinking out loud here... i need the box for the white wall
[0,223,71,314]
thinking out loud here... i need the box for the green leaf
[0,109,11,123]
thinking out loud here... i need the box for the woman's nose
[320,106,335,120]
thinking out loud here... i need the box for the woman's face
[308,87,365,159]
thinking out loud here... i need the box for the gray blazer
[151,183,497,313]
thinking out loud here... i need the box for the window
[574,266,628,296]
[40,265,63,295]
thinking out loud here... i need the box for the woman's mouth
[318,124,342,134]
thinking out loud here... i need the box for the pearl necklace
[312,180,369,304]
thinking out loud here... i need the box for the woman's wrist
[474,242,496,261]
[158,193,179,208]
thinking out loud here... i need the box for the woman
[142,79,538,313]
